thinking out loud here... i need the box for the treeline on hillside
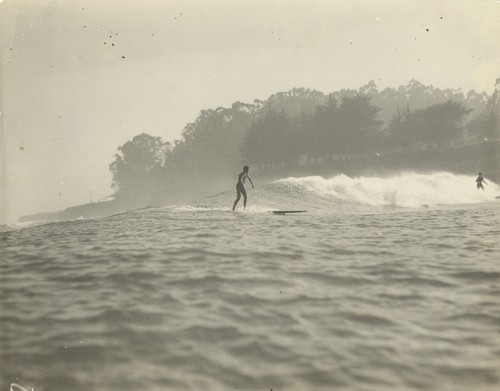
[109,102,261,200]
[241,95,383,169]
[261,79,491,123]
[109,79,500,201]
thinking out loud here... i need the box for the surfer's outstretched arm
[247,175,254,189]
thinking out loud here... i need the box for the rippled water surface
[2,178,500,391]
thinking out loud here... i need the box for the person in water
[476,172,487,190]
[232,165,254,210]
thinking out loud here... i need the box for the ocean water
[1,172,500,391]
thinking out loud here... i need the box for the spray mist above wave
[274,172,500,208]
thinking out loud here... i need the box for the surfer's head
[478,172,482,175]
[243,165,249,172]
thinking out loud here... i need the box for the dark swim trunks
[236,183,247,198]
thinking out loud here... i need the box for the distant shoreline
[19,140,500,223]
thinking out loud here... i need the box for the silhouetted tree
[109,133,170,199]
[466,110,499,141]
[241,110,295,168]
[385,104,414,147]
[411,100,472,147]
[166,103,259,183]
[292,94,382,160]
[311,95,340,157]
[354,80,488,125]
[261,88,327,118]
[384,100,472,148]
[336,94,383,154]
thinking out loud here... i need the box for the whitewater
[1,172,500,391]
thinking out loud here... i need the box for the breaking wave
[276,172,500,208]
[192,172,500,211]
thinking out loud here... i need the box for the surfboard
[272,210,307,215]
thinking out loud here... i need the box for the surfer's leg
[233,195,240,210]
[242,188,248,208]
[233,187,242,210]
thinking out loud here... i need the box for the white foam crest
[277,172,500,207]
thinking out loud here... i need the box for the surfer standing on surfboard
[476,173,487,190]
[232,165,254,210]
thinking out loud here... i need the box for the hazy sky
[1,0,499,224]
